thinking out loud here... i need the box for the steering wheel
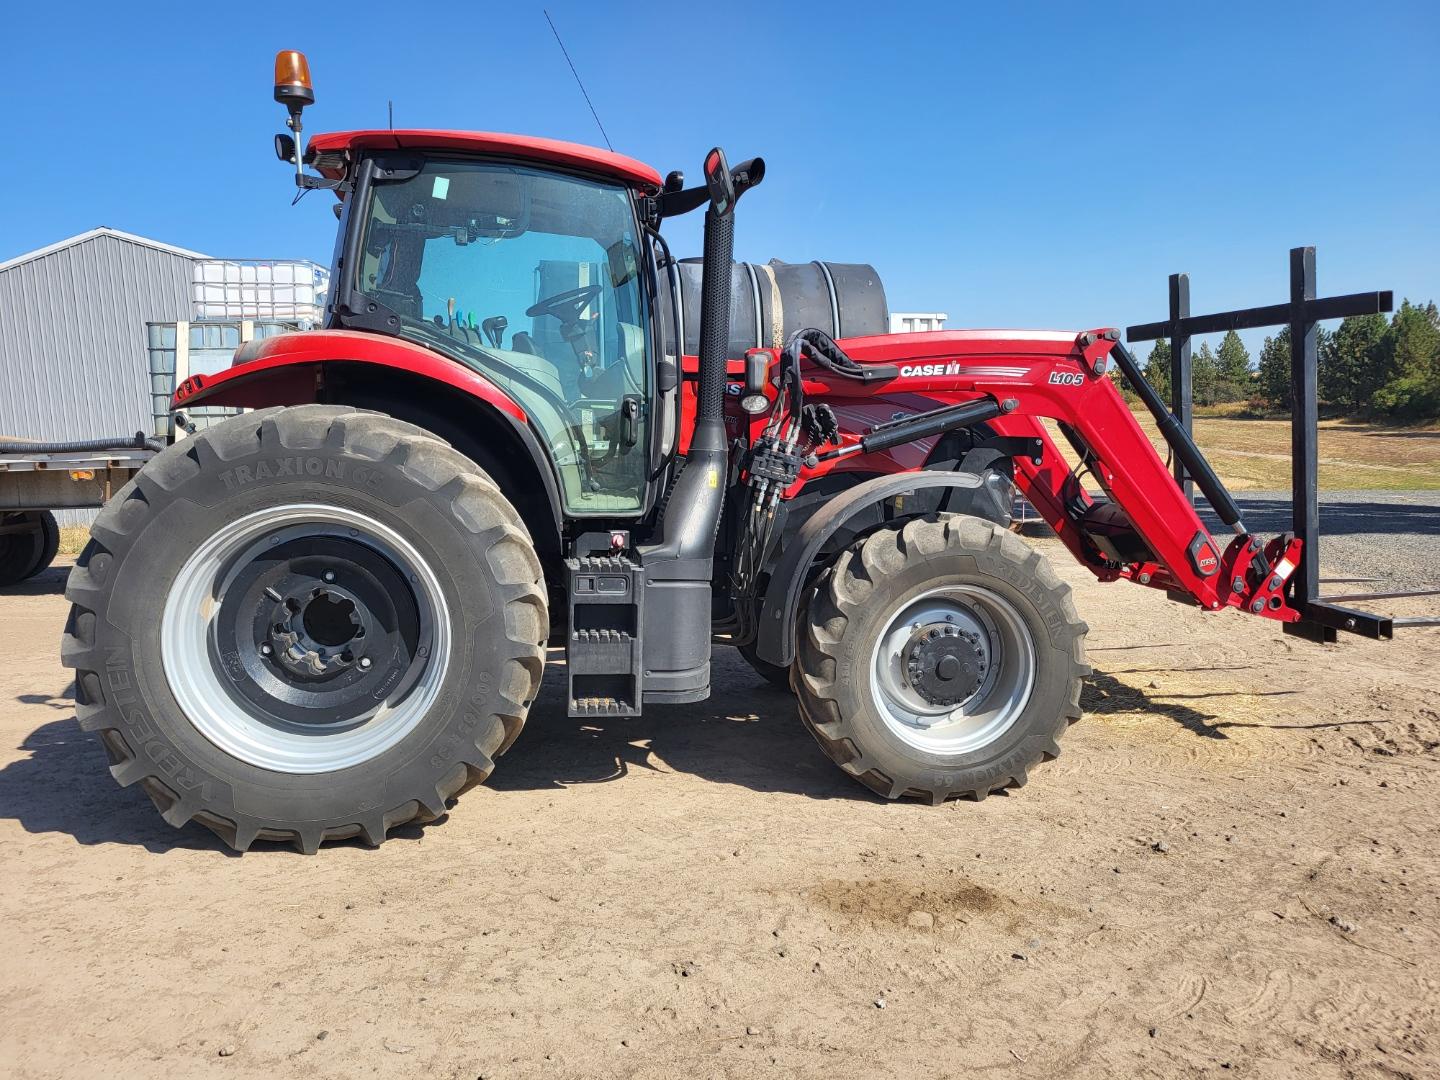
[526,284,601,323]
[526,284,605,383]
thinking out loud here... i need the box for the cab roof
[306,129,662,191]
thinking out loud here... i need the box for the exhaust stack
[636,148,764,703]
[652,148,765,564]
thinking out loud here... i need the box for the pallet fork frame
[1128,246,1439,641]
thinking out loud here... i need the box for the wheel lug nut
[323,570,336,583]
[359,657,372,670]
[260,643,273,656]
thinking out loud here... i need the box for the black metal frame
[1125,246,1431,642]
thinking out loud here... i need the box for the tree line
[1133,299,1440,419]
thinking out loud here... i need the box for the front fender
[173,329,527,423]
[171,330,562,552]
[753,470,1013,668]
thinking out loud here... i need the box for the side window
[359,162,652,516]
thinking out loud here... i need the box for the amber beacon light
[273,50,314,109]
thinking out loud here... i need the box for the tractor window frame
[332,151,669,521]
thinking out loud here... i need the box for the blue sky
[5,1,1436,359]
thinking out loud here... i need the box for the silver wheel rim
[870,584,1036,756]
[161,504,450,774]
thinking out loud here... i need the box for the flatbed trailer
[0,436,159,586]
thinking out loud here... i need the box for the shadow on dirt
[13,653,1376,851]
[1083,669,1352,742]
[0,713,235,853]
[0,651,862,851]
[0,712,458,855]
[0,564,70,597]
[490,653,863,802]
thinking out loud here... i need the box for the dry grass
[1149,413,1440,490]
[1048,409,1440,491]
[57,526,88,556]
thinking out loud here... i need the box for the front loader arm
[783,328,1305,626]
[989,382,1295,620]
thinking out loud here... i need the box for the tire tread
[793,514,1088,805]
[61,405,546,852]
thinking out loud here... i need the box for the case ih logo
[898,363,1029,378]
[1048,371,1086,387]
[900,362,964,377]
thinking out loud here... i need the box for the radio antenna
[543,9,613,151]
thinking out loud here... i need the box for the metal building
[0,227,208,441]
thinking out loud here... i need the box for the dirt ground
[1,540,1437,1080]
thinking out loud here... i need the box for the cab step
[566,554,644,718]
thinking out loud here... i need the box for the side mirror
[703,147,735,217]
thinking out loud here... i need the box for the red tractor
[59,52,1410,852]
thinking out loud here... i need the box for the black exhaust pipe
[639,148,763,702]
[652,148,763,564]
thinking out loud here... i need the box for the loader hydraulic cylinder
[1109,340,1247,535]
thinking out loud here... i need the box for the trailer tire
[793,514,1088,804]
[0,511,60,586]
[61,405,547,852]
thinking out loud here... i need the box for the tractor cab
[307,131,672,520]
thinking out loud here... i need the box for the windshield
[355,159,651,515]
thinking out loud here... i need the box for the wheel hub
[269,581,368,678]
[162,505,452,773]
[904,624,987,706]
[869,586,1038,758]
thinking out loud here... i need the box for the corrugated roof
[0,227,209,274]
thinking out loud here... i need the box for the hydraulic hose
[814,398,1002,462]
[0,432,165,455]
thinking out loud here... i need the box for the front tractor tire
[794,515,1088,805]
[61,405,547,852]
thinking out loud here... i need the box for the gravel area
[1206,490,1440,592]
[1019,489,1440,594]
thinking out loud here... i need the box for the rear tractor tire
[61,405,547,852]
[793,514,1088,804]
[0,510,60,586]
